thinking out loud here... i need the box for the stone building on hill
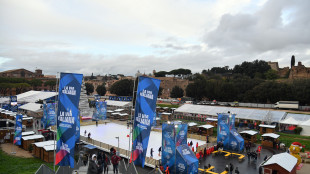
[155,77,190,99]
[0,68,44,78]
[268,61,310,79]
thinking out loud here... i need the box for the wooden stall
[262,153,297,174]
[32,140,55,158]
[206,118,218,127]
[259,124,276,134]
[22,117,34,127]
[261,133,280,148]
[22,135,44,150]
[42,145,56,162]
[0,128,14,143]
[187,122,198,133]
[197,124,214,136]
[161,112,172,121]
[240,130,258,143]
[22,131,35,137]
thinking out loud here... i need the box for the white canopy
[259,124,276,128]
[262,153,297,172]
[262,133,280,139]
[111,112,121,115]
[161,112,172,115]
[119,113,128,116]
[240,130,258,136]
[22,131,35,136]
[43,144,56,151]
[206,118,217,121]
[22,134,44,140]
[33,140,56,147]
[188,122,198,127]
[198,124,214,129]
[17,90,57,103]
[107,110,114,113]
[175,104,286,122]
[114,109,124,112]
[280,117,301,125]
[106,100,131,107]
[19,103,43,113]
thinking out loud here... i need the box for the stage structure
[217,113,244,152]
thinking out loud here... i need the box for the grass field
[157,104,180,108]
[278,132,310,151]
[0,149,57,174]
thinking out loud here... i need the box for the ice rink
[80,122,206,160]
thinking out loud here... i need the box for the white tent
[106,100,131,107]
[19,103,43,113]
[300,119,310,136]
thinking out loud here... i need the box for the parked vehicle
[274,101,299,110]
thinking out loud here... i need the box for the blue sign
[43,103,56,128]
[176,145,198,174]
[13,114,22,145]
[162,123,176,173]
[175,124,188,147]
[132,76,161,167]
[56,73,83,168]
[10,96,18,112]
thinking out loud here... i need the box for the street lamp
[115,136,119,155]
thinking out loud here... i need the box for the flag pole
[128,75,137,166]
[54,72,59,172]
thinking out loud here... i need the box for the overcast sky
[1,0,309,76]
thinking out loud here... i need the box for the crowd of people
[84,147,121,174]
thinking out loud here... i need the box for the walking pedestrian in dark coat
[235,167,239,174]
[150,148,154,158]
[87,154,98,174]
[158,146,162,156]
[229,163,234,174]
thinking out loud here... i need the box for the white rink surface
[80,122,206,160]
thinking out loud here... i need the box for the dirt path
[0,143,33,158]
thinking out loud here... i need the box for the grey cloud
[204,0,310,55]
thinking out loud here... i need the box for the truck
[274,101,299,110]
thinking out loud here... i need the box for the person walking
[111,152,121,174]
[225,165,229,172]
[96,120,98,127]
[87,154,98,174]
[165,165,170,174]
[235,167,239,174]
[150,148,154,158]
[103,154,110,174]
[190,141,193,146]
[88,132,91,139]
[84,130,87,137]
[158,146,162,156]
[196,142,199,152]
[229,163,234,174]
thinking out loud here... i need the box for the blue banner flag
[98,101,107,120]
[92,102,99,120]
[175,124,188,147]
[10,96,18,112]
[43,103,56,129]
[13,114,22,145]
[132,76,161,167]
[162,123,176,173]
[56,73,83,168]
[176,145,198,174]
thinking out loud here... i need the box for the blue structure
[176,145,199,174]
[217,113,244,152]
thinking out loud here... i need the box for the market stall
[261,133,280,148]
[240,130,258,143]
[259,124,276,134]
[42,144,56,162]
[197,124,214,136]
[32,140,56,158]
[22,134,44,150]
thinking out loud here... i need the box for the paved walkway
[0,143,33,158]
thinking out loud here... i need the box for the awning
[114,109,124,112]
[262,133,280,139]
[84,144,97,150]
[188,122,197,127]
[22,134,44,140]
[22,131,35,136]
[259,124,276,128]
[240,130,258,136]
[19,103,43,113]
[198,124,214,129]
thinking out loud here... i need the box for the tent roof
[114,108,124,112]
[17,90,57,103]
[174,104,285,122]
[22,134,44,140]
[33,140,56,147]
[301,119,310,126]
[84,144,97,149]
[240,130,258,136]
[280,113,310,126]
[188,122,197,127]
[262,133,280,139]
[198,124,214,129]
[22,131,35,136]
[106,100,130,107]
[19,103,43,113]
[43,144,56,151]
[259,124,276,128]
[262,153,297,172]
